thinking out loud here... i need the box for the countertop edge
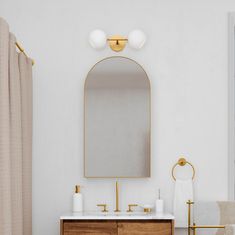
[60,213,174,220]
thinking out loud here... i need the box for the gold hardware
[15,42,34,66]
[193,223,196,235]
[172,157,195,181]
[178,158,187,166]
[190,224,225,235]
[143,208,152,213]
[187,200,225,235]
[114,181,121,212]
[107,36,127,52]
[127,204,138,212]
[191,225,225,228]
[187,200,194,235]
[97,204,108,212]
[75,185,81,193]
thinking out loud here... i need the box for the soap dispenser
[73,185,83,212]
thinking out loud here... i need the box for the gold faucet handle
[97,204,108,212]
[127,204,138,212]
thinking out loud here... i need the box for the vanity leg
[172,220,175,235]
[60,220,63,235]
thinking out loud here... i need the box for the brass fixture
[187,200,225,235]
[127,204,138,213]
[89,29,146,52]
[15,42,34,66]
[75,185,81,193]
[171,157,195,181]
[107,36,128,52]
[97,204,108,212]
[187,200,194,235]
[143,208,152,213]
[114,181,121,212]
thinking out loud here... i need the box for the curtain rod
[15,42,34,66]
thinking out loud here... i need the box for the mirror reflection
[84,57,151,178]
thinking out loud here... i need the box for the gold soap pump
[73,185,83,212]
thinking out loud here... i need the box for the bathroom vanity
[60,213,174,235]
[61,57,175,235]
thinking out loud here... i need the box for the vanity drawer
[62,220,117,235]
[118,221,172,235]
[61,220,174,235]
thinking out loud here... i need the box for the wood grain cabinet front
[118,221,172,235]
[62,221,117,235]
[61,220,174,235]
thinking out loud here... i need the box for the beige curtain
[0,18,32,235]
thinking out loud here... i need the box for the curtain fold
[0,17,32,235]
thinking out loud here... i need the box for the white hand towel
[173,179,194,228]
[225,224,235,235]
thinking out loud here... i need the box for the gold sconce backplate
[108,35,127,52]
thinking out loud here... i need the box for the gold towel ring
[172,158,195,181]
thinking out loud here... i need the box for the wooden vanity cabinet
[118,221,173,235]
[60,220,174,235]
[62,221,117,235]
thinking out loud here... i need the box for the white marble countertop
[60,212,174,220]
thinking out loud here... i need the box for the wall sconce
[89,29,146,52]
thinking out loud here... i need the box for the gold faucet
[114,181,121,212]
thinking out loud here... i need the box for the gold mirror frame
[84,56,151,178]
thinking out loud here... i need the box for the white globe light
[89,30,107,49]
[128,30,146,49]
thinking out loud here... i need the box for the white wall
[0,0,232,234]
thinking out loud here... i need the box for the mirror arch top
[84,56,151,178]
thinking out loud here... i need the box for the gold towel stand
[15,42,34,66]
[187,200,225,235]
[171,158,195,181]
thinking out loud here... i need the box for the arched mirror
[84,57,151,178]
